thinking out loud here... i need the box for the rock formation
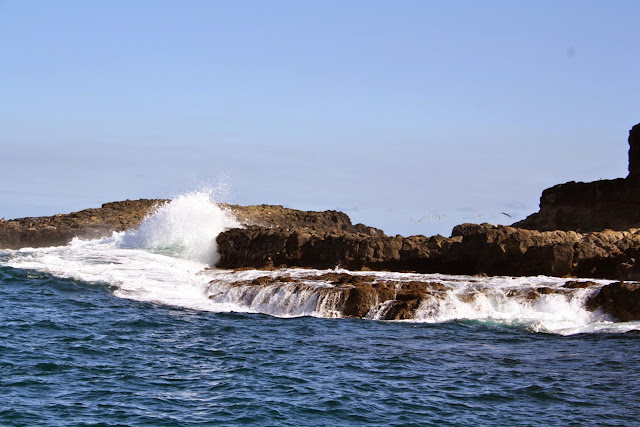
[586,281,640,322]
[3,122,640,284]
[514,123,640,232]
[212,271,640,322]
[216,219,640,280]
[0,199,166,249]
[628,123,640,178]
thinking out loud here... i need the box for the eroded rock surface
[4,123,640,282]
[586,281,640,321]
[0,199,166,249]
[4,199,640,280]
[216,220,640,280]
[211,272,453,320]
[210,271,619,321]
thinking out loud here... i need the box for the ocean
[2,193,640,426]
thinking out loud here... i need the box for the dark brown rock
[6,197,640,281]
[216,272,451,320]
[586,281,640,321]
[216,214,640,279]
[562,280,599,289]
[342,282,396,318]
[628,123,640,178]
[222,204,385,237]
[514,123,640,232]
[0,199,166,249]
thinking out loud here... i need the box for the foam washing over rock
[2,191,640,335]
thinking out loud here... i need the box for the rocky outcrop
[445,223,640,279]
[214,123,640,278]
[215,205,464,273]
[3,123,640,282]
[0,199,167,249]
[586,281,640,321]
[5,198,638,280]
[216,216,640,280]
[514,124,640,232]
[220,204,384,237]
[216,224,454,272]
[212,272,457,320]
[628,123,640,178]
[4,198,640,280]
[214,271,629,321]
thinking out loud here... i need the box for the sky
[1,0,639,236]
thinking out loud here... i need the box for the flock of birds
[410,212,512,224]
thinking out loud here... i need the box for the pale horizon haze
[1,1,639,236]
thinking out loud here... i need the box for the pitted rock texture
[0,199,167,249]
[216,218,640,280]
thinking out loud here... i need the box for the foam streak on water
[2,191,639,335]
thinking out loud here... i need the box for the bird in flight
[411,214,440,223]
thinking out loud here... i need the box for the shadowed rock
[214,272,451,320]
[586,281,640,321]
[216,219,640,280]
[514,123,640,232]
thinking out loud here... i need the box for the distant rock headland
[514,124,640,232]
[2,123,640,286]
[0,199,163,249]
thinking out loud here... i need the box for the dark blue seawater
[2,264,640,426]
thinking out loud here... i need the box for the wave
[202,268,636,335]
[1,191,638,335]
[118,190,240,265]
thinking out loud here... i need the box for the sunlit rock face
[0,199,166,249]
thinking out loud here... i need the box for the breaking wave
[1,191,638,335]
[118,190,240,265]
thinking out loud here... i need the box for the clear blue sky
[1,0,639,236]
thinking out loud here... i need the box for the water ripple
[2,268,640,425]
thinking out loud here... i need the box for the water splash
[2,190,639,335]
[118,190,240,265]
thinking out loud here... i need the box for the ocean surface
[2,192,640,426]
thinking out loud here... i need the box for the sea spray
[118,191,241,265]
[1,191,243,311]
[2,191,639,334]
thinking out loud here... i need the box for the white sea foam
[2,191,640,335]
[2,191,243,312]
[119,190,240,265]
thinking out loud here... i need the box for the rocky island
[2,123,640,321]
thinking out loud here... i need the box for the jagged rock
[628,123,640,178]
[5,121,640,283]
[586,281,640,321]
[217,273,451,320]
[5,198,640,280]
[514,123,640,232]
[562,280,599,289]
[216,217,640,279]
[0,199,166,249]
[221,204,385,237]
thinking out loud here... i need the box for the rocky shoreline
[2,123,640,321]
[212,270,640,322]
[5,199,640,281]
